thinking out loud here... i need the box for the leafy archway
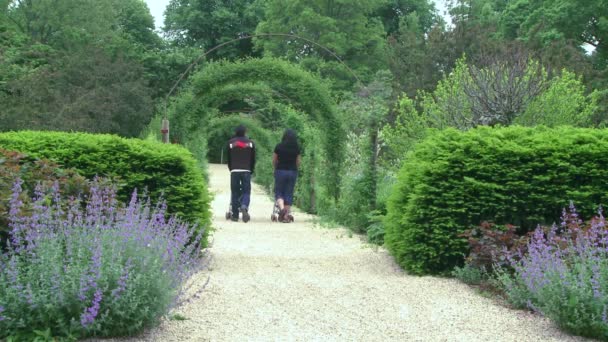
[169,57,345,201]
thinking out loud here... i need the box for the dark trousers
[274,169,298,205]
[231,171,251,218]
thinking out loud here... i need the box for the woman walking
[273,129,301,223]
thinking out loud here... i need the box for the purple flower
[111,258,133,300]
[81,289,103,327]
[0,305,5,321]
[1,177,206,334]
[501,203,608,330]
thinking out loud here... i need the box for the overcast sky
[145,0,451,32]
[145,0,171,31]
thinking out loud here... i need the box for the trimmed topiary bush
[0,131,211,235]
[385,126,608,275]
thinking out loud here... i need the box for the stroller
[271,202,294,223]
[225,194,250,223]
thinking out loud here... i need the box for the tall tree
[375,0,437,36]
[1,46,154,137]
[499,0,607,65]
[5,0,160,50]
[388,13,446,97]
[164,0,263,59]
[255,0,389,89]
[1,0,160,136]
[115,0,162,50]
[5,0,116,46]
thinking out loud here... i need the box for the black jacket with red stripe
[227,136,256,172]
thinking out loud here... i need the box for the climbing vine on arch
[168,57,345,203]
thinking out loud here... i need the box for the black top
[227,136,256,172]
[274,142,300,171]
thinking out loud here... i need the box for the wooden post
[161,119,170,144]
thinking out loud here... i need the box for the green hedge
[384,126,608,275]
[0,131,211,236]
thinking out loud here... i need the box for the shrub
[365,172,397,245]
[496,207,608,340]
[385,126,608,274]
[0,149,90,249]
[0,131,211,236]
[0,179,205,339]
[461,222,528,271]
[451,264,488,285]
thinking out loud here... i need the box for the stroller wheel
[225,212,231,220]
[271,214,278,222]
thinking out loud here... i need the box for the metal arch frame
[163,33,363,121]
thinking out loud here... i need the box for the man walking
[227,125,255,222]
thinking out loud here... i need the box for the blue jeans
[274,169,298,205]
[231,172,251,218]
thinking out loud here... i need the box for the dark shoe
[278,209,287,222]
[231,216,239,222]
[241,207,250,223]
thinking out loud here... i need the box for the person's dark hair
[281,129,299,149]
[235,125,247,137]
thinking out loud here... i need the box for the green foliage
[164,0,262,59]
[381,96,429,170]
[6,0,117,45]
[0,0,165,137]
[452,264,488,285]
[365,210,386,245]
[384,126,608,275]
[385,57,596,148]
[0,131,211,237]
[499,0,607,64]
[387,12,446,97]
[376,0,437,36]
[255,0,389,89]
[171,57,345,199]
[516,70,599,127]
[5,0,160,48]
[317,74,391,232]
[417,57,474,129]
[365,171,397,245]
[421,54,551,127]
[0,45,154,137]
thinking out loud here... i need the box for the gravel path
[118,164,588,342]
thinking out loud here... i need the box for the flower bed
[496,206,608,340]
[0,179,205,339]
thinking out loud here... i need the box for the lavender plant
[496,205,608,340]
[0,179,206,339]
